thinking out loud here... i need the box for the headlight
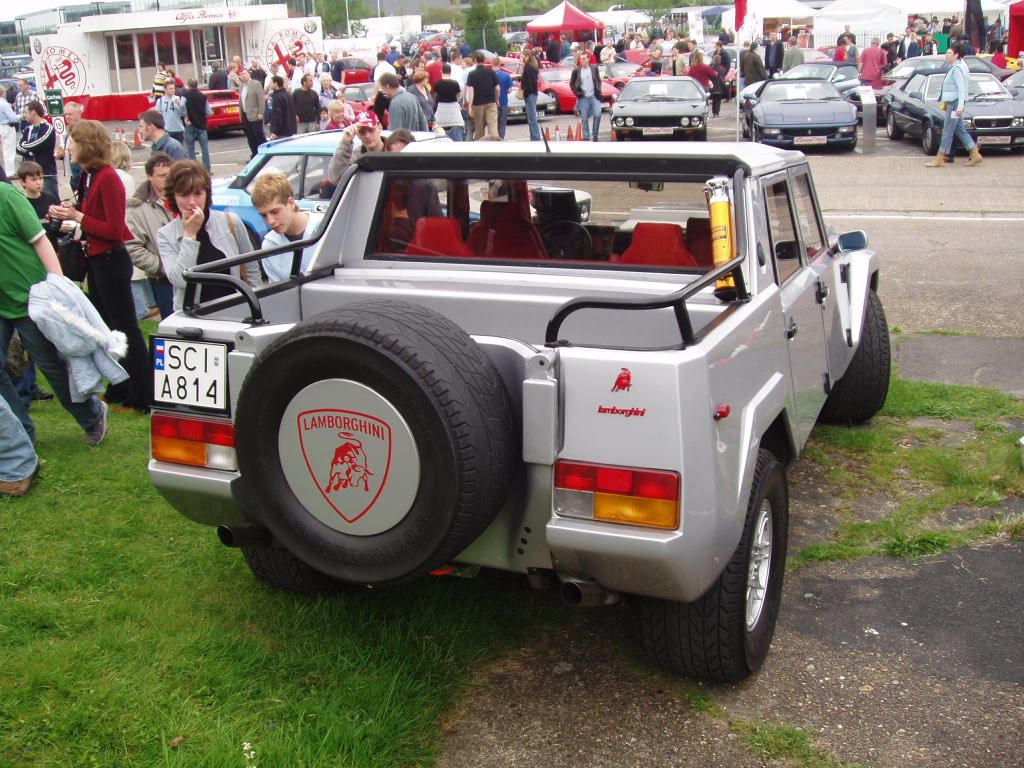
[680,117,690,126]
[613,117,623,126]
[838,125,856,134]
[962,118,974,129]
[690,117,702,127]
[1011,118,1023,127]
[762,127,781,136]
[625,117,634,126]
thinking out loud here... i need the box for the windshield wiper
[629,95,654,102]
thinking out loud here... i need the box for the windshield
[781,64,836,80]
[761,81,841,102]
[540,68,572,83]
[924,72,1009,100]
[619,79,704,101]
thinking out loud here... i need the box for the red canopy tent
[1009,0,1024,59]
[526,1,605,43]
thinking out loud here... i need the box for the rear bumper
[149,459,249,527]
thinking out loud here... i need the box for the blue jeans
[0,393,36,483]
[14,360,36,408]
[131,279,155,320]
[525,94,541,140]
[444,125,466,141]
[938,109,976,155]
[577,94,602,141]
[150,280,174,320]
[185,125,211,170]
[0,316,104,444]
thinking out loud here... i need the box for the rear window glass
[368,176,726,271]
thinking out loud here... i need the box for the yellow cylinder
[705,180,737,301]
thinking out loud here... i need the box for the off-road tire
[819,290,890,425]
[233,300,517,586]
[641,449,789,682]
[241,546,340,594]
[886,110,903,140]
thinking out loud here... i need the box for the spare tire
[234,300,517,586]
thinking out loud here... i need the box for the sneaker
[84,401,109,446]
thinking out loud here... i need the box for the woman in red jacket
[49,120,151,411]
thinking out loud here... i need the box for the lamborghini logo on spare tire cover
[297,408,392,523]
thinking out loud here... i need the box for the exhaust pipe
[560,579,619,608]
[217,524,272,548]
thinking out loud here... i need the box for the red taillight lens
[151,414,236,470]
[553,460,680,529]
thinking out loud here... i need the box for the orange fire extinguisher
[705,177,737,302]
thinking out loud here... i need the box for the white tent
[889,0,1008,15]
[813,0,906,45]
[722,0,816,39]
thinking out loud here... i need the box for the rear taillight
[554,460,680,530]
[151,414,237,471]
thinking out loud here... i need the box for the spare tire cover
[234,300,517,585]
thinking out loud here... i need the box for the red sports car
[538,68,618,113]
[334,57,373,85]
[205,89,243,134]
[342,83,376,114]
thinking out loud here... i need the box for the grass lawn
[0,403,559,767]
[2,368,1022,767]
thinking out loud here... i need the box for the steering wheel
[539,221,593,260]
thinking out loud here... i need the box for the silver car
[611,76,709,141]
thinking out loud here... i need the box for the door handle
[786,318,799,339]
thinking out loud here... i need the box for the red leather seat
[405,217,475,258]
[684,217,714,268]
[467,197,547,261]
[619,222,699,268]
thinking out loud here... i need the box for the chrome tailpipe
[216,524,272,548]
[560,579,620,608]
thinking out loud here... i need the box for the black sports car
[742,79,858,150]
[884,71,1024,154]
[739,62,861,99]
[611,77,709,141]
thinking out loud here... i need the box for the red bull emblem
[297,409,392,523]
[611,367,632,392]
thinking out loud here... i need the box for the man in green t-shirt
[0,182,109,446]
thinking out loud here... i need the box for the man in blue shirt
[492,56,514,139]
[156,81,188,144]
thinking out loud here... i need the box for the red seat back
[619,222,698,268]
[684,217,714,267]
[405,217,475,258]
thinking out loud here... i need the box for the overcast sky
[0,0,90,24]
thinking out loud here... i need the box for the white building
[30,3,322,120]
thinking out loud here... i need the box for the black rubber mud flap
[234,300,517,586]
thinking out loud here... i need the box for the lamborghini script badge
[297,409,393,523]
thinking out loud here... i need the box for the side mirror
[835,229,868,253]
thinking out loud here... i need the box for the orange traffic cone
[576,123,584,141]
[544,126,551,142]
[554,125,562,142]
[133,127,143,149]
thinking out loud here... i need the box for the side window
[905,74,924,98]
[244,154,302,196]
[301,156,331,200]
[791,173,825,258]
[764,179,802,284]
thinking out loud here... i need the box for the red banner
[736,0,747,32]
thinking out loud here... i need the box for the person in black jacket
[182,79,211,170]
[269,76,296,139]
[292,74,320,133]
[521,51,542,141]
[16,102,57,200]
[764,32,785,77]
[208,63,228,90]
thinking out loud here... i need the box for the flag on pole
[735,0,747,33]
[963,0,985,53]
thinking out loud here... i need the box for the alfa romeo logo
[297,409,392,523]
[40,46,86,96]
[265,28,316,75]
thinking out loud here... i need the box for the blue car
[212,130,447,242]
[741,79,859,151]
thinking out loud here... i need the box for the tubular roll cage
[181,160,750,349]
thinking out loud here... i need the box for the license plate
[793,135,828,145]
[977,134,1010,145]
[153,339,228,411]
[225,106,239,114]
[643,127,674,135]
